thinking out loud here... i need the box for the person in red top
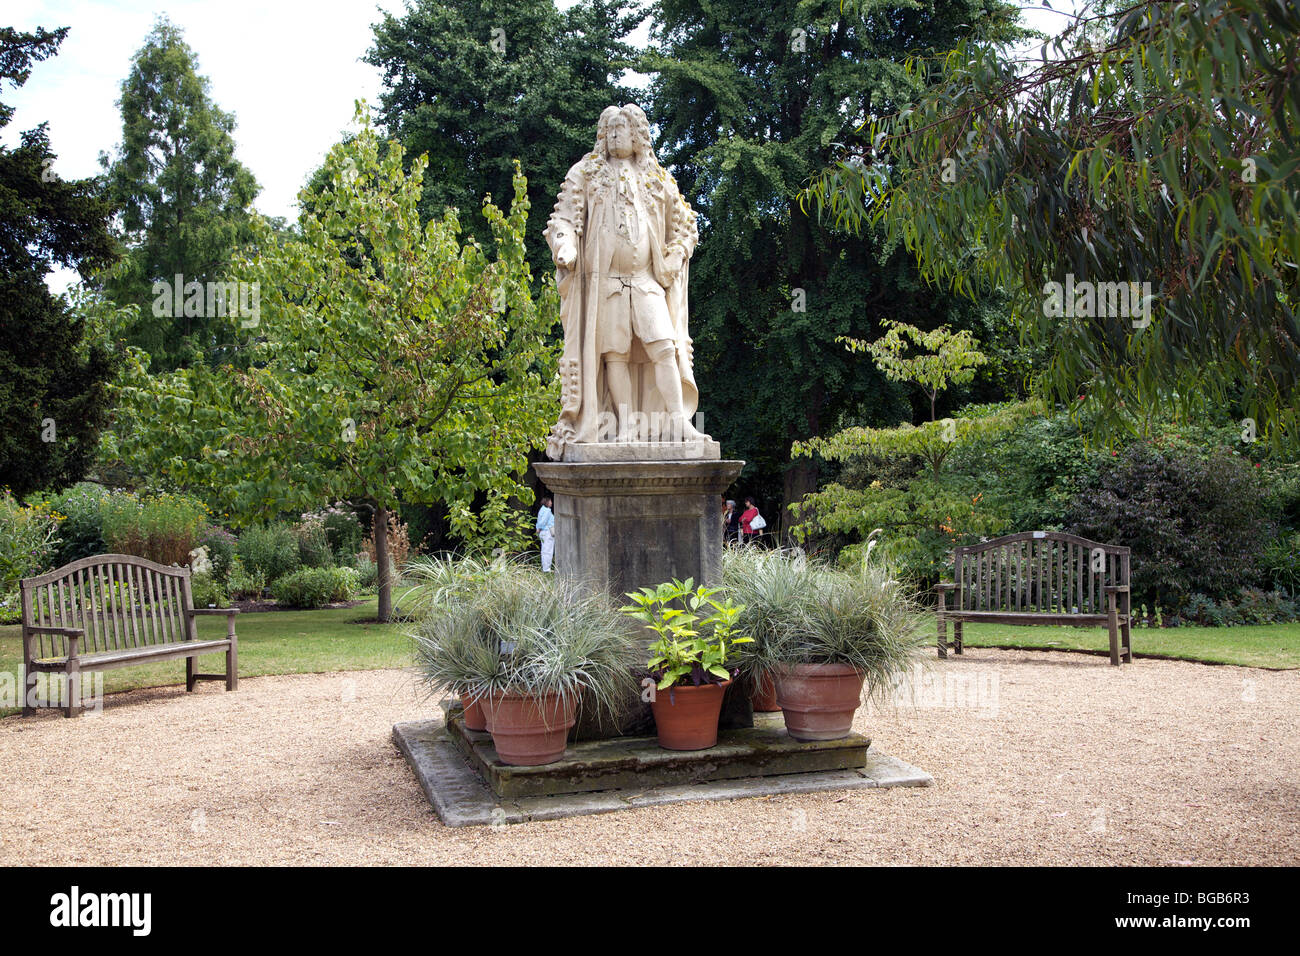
[740,496,761,544]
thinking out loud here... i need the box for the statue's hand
[555,239,577,269]
[663,250,684,284]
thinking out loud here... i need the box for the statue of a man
[544,104,712,460]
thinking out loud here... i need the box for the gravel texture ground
[1,648,1296,865]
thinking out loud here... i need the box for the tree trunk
[780,384,824,542]
[375,503,392,623]
[782,458,820,542]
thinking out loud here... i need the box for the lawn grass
[957,620,1300,669]
[5,594,1297,716]
[0,590,421,716]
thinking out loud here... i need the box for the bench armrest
[22,627,80,663]
[188,608,240,616]
[24,625,86,636]
[1102,585,1130,593]
[934,583,957,591]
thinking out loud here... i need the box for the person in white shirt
[536,496,555,572]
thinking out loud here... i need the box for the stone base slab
[393,716,933,828]
[445,708,871,798]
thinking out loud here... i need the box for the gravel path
[2,648,1297,865]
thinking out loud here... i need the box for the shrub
[1066,444,1278,608]
[271,566,358,608]
[190,571,229,609]
[320,508,363,563]
[0,491,62,591]
[44,482,109,566]
[196,524,237,585]
[236,523,301,585]
[99,492,209,566]
[1259,531,1300,594]
[1261,463,1300,532]
[0,590,22,625]
[295,518,334,569]
[226,557,265,601]
[354,554,379,591]
[1174,588,1299,627]
[955,409,1108,533]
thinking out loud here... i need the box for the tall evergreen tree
[643,0,1022,525]
[367,0,644,283]
[100,16,259,371]
[0,26,118,498]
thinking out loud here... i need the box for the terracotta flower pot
[776,663,866,741]
[651,680,730,751]
[749,674,782,712]
[480,690,577,766]
[459,693,488,732]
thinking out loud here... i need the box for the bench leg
[1107,601,1121,666]
[1121,591,1133,663]
[937,612,947,659]
[63,664,84,718]
[953,622,963,655]
[226,637,238,692]
[186,656,197,692]
[22,662,37,718]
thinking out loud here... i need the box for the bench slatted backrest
[21,555,196,659]
[955,532,1130,614]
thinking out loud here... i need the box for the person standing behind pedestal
[722,497,735,542]
[725,499,742,545]
[740,496,764,545]
[536,496,555,572]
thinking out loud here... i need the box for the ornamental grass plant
[408,555,639,726]
[722,537,926,703]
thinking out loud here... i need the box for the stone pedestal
[533,458,743,598]
[532,457,746,738]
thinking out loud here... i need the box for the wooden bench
[20,554,239,716]
[936,531,1132,666]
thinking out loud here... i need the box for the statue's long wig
[594,104,657,178]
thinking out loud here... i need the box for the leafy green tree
[366,0,643,283]
[792,317,1034,582]
[807,0,1300,450]
[842,319,987,422]
[99,16,259,371]
[792,400,1039,582]
[642,0,1025,523]
[109,116,558,621]
[0,26,119,498]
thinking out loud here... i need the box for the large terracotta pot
[750,674,782,712]
[459,692,488,732]
[480,690,578,766]
[651,680,730,751]
[776,664,866,741]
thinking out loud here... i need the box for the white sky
[4,1,1071,290]
[4,0,409,225]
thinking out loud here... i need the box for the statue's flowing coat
[545,148,699,458]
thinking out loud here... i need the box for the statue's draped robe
[544,151,700,459]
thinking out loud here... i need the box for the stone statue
[543,104,717,462]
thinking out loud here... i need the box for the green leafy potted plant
[620,578,750,751]
[411,556,638,765]
[723,539,924,741]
